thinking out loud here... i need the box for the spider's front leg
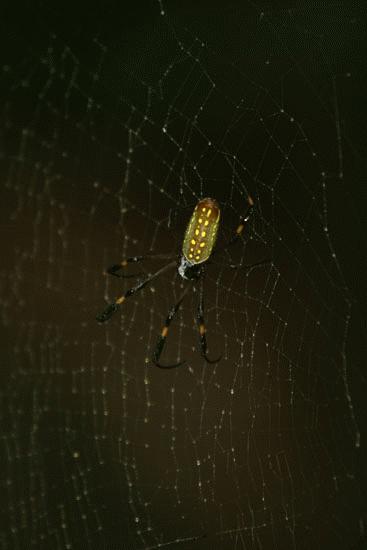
[106,254,174,278]
[106,256,144,278]
[96,261,176,323]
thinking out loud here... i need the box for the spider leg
[96,261,176,323]
[197,279,222,364]
[106,254,175,278]
[227,258,272,270]
[152,287,191,369]
[227,195,254,247]
[208,197,271,271]
[211,195,254,261]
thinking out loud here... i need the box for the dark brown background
[1,2,366,549]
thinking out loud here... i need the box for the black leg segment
[196,281,222,364]
[152,288,191,369]
[96,261,176,324]
[106,254,175,278]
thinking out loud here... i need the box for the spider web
[1,2,366,549]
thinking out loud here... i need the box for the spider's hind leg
[196,280,222,364]
[152,287,191,369]
[227,195,254,247]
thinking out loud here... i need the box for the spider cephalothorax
[97,195,256,368]
[177,257,202,281]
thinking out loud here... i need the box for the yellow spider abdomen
[182,198,220,264]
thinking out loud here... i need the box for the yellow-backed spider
[97,196,262,368]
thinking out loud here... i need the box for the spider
[96,195,262,368]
